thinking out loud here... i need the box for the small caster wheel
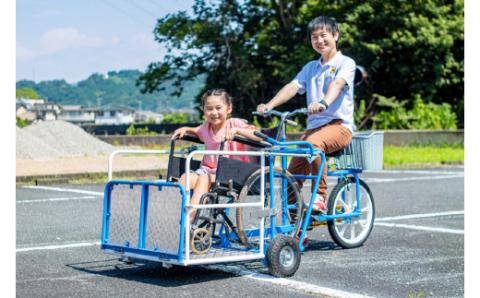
[191,227,212,255]
[267,234,301,277]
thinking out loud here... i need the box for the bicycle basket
[334,131,384,170]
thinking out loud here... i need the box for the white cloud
[39,27,106,54]
[111,36,121,44]
[16,42,36,61]
[130,33,159,50]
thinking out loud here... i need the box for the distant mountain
[16,70,205,111]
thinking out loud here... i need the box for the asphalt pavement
[16,168,464,297]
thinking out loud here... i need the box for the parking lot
[16,168,464,297]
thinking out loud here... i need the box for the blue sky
[16,0,194,83]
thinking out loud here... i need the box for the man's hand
[256,103,271,115]
[308,101,327,114]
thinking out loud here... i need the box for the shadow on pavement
[66,257,237,287]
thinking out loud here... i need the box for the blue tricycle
[101,108,375,277]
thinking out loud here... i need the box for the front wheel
[266,235,301,277]
[327,177,375,248]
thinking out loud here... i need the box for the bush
[16,117,30,128]
[372,94,457,130]
[126,124,157,136]
[161,112,191,124]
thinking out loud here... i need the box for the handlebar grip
[286,119,298,127]
[253,131,270,140]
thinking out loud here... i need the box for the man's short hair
[308,16,340,36]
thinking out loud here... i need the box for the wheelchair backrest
[215,156,260,191]
[166,134,203,182]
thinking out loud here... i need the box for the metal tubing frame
[101,179,188,264]
[104,143,366,262]
[183,149,268,265]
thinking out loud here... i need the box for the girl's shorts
[193,168,209,175]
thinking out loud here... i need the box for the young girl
[171,89,261,222]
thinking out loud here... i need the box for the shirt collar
[318,51,342,68]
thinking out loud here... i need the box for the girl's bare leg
[189,174,214,222]
[178,172,199,191]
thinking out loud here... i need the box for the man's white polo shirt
[291,51,356,132]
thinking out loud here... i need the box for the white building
[58,105,95,123]
[134,110,164,123]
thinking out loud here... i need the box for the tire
[190,227,212,255]
[266,234,301,277]
[327,177,375,248]
[236,167,303,248]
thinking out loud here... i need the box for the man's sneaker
[312,194,328,214]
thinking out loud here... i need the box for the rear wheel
[327,177,375,248]
[236,168,303,248]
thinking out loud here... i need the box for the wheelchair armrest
[233,135,272,148]
[177,134,204,144]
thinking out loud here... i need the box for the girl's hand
[172,127,187,140]
[225,127,238,141]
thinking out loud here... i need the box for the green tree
[16,87,40,99]
[161,112,192,124]
[138,0,464,128]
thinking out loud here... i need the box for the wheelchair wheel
[236,167,303,248]
[191,227,212,255]
[327,177,375,248]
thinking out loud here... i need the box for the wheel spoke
[338,221,348,235]
[350,222,356,239]
[337,197,349,211]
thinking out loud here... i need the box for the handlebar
[253,108,308,127]
[253,130,315,157]
[253,107,307,118]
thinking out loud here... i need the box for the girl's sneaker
[312,194,328,214]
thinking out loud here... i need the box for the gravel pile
[16,120,115,160]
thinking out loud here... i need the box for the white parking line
[22,185,103,196]
[17,196,97,203]
[207,264,374,298]
[375,222,463,235]
[367,169,463,175]
[375,210,464,235]
[365,174,463,183]
[376,210,464,222]
[16,241,100,253]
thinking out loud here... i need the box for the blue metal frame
[253,133,368,252]
[101,132,369,262]
[101,180,188,263]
